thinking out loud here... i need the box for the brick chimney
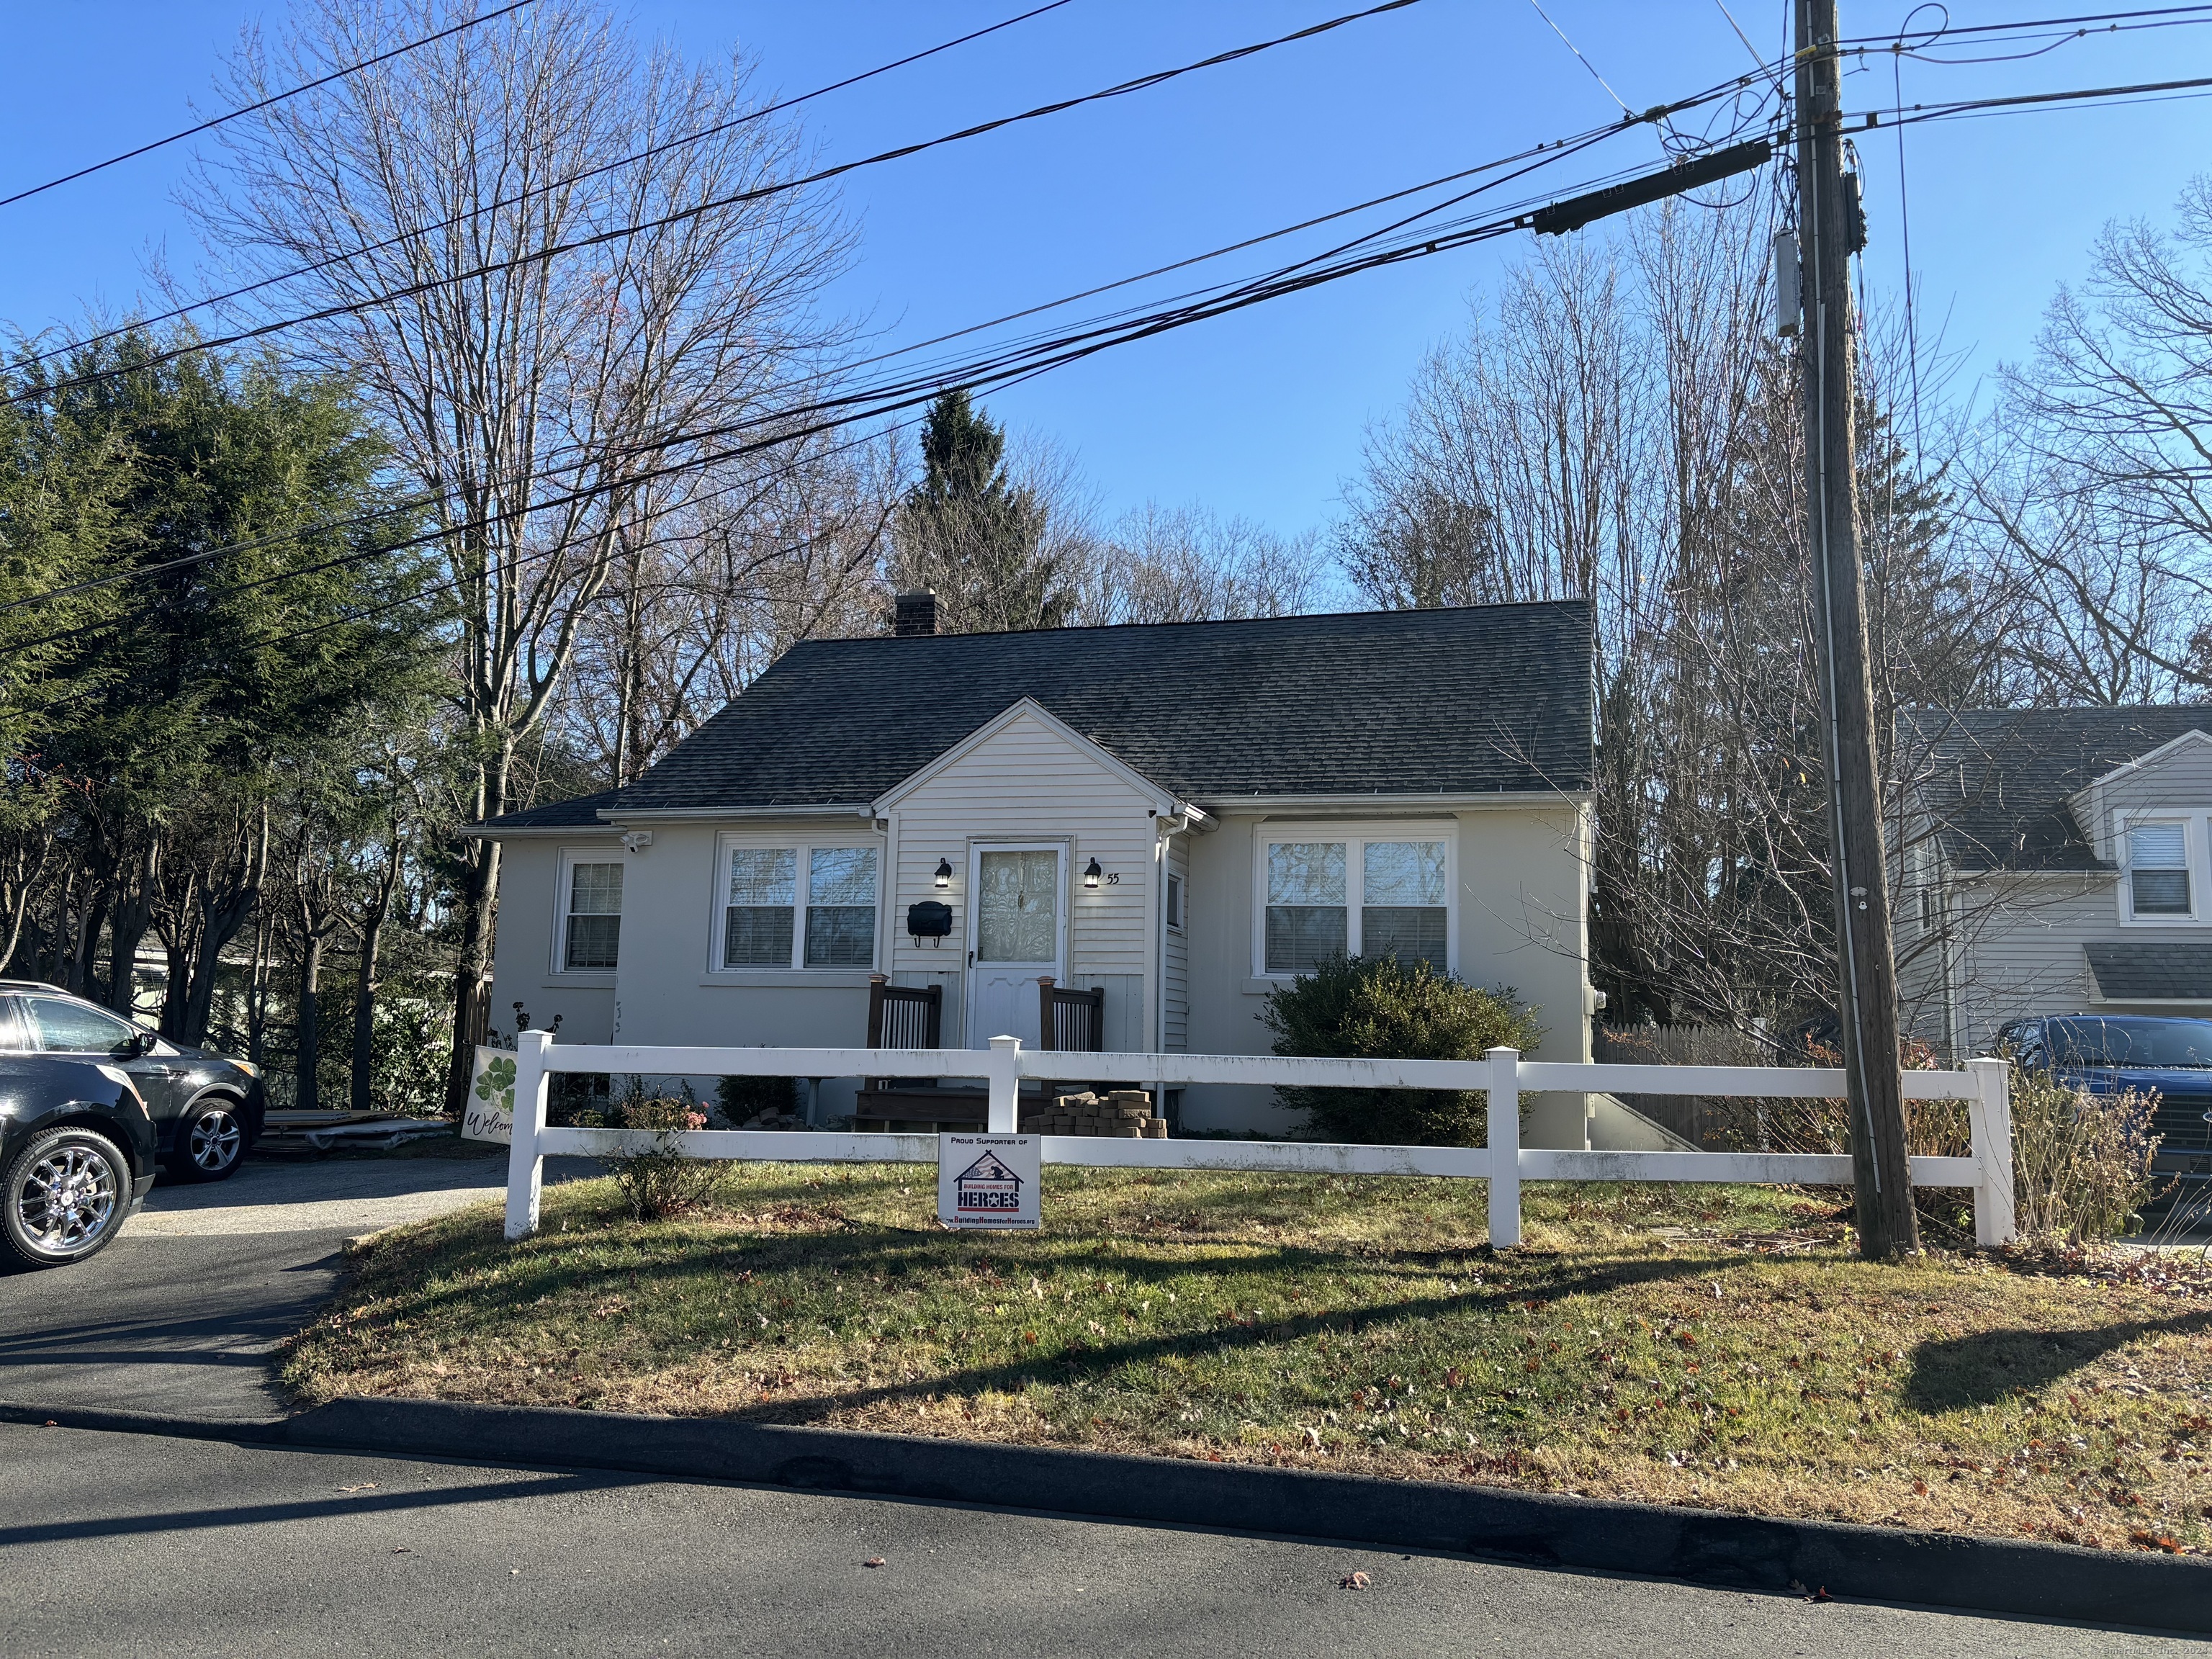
[893,588,938,637]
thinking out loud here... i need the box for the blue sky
[3,1,2209,536]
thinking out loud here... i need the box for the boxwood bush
[1259,953,1542,1146]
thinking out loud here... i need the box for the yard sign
[462,1046,516,1145]
[938,1133,1040,1230]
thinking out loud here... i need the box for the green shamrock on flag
[476,1054,517,1113]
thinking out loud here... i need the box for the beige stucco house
[471,597,1600,1139]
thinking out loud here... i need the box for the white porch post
[503,1028,552,1242]
[1966,1055,2016,1246]
[987,1035,1022,1133]
[1486,1046,1521,1249]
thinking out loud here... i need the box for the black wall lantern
[1083,856,1103,890]
[934,857,953,889]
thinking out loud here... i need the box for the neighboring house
[470,596,1600,1139]
[1898,705,2212,1057]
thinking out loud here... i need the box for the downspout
[1154,806,1194,1123]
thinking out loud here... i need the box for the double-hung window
[1259,826,1453,976]
[719,840,879,970]
[559,855,624,971]
[2126,820,2193,918]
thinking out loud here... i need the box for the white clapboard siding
[1948,877,2124,1053]
[886,706,1161,986]
[1915,726,2212,1055]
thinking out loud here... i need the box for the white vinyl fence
[501,1030,2017,1249]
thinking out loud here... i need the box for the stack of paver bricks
[1019,1089,1167,1138]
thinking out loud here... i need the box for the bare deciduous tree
[190,0,853,1105]
[1070,503,1328,626]
[1338,194,2004,1042]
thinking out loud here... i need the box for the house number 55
[1104,872,1120,884]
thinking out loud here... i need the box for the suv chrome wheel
[14,1139,120,1259]
[186,1103,243,1175]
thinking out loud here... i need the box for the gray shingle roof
[2085,943,2212,1001]
[1899,706,2212,872]
[475,788,626,832]
[481,603,1593,829]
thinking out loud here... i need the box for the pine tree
[894,390,1070,632]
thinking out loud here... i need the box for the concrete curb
[5,1395,2206,1634]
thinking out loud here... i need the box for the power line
[1835,1,2212,47]
[1843,70,2212,127]
[16,0,1082,376]
[9,0,1435,409]
[5,68,1745,626]
[6,127,1791,721]
[0,2,536,210]
[1,125,1778,697]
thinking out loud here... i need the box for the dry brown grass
[281,1164,2212,1555]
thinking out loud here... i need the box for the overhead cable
[9,0,1435,406]
[0,1,536,210]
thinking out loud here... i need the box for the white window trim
[1250,819,1458,978]
[552,847,626,978]
[1166,871,1184,933]
[708,831,886,974]
[2116,810,2205,927]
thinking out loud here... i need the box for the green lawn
[282,1163,2212,1555]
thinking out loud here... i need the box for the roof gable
[872,698,1177,814]
[1899,705,2212,873]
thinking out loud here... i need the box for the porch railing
[500,1032,2017,1252]
[864,976,942,1049]
[1037,977,1105,1053]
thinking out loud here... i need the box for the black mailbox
[906,900,954,940]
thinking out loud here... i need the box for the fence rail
[501,1031,2015,1251]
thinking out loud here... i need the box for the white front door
[966,844,1065,1048]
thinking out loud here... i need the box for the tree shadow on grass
[1902,1308,2211,1411]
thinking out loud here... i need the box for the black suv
[0,982,266,1182]
[0,1053,158,1268]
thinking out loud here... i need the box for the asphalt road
[1,1424,2193,1659]
[0,1148,586,1421]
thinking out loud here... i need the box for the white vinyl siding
[716,837,880,971]
[882,706,1160,1051]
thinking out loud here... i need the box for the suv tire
[2,1127,132,1269]
[171,1098,246,1184]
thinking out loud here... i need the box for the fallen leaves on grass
[278,1164,2212,1557]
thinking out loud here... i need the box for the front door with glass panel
[966,845,1065,1048]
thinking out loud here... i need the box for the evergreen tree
[894,390,1071,632]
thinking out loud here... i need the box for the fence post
[987,1035,1022,1133]
[1966,1056,2016,1247]
[1487,1046,1521,1249]
[503,1029,552,1242]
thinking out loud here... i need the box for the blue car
[1996,1015,2212,1197]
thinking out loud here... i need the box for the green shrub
[716,1074,799,1123]
[602,1095,722,1221]
[2009,1062,2164,1241]
[1259,954,1542,1146]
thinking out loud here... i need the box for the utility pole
[1794,0,1919,1256]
